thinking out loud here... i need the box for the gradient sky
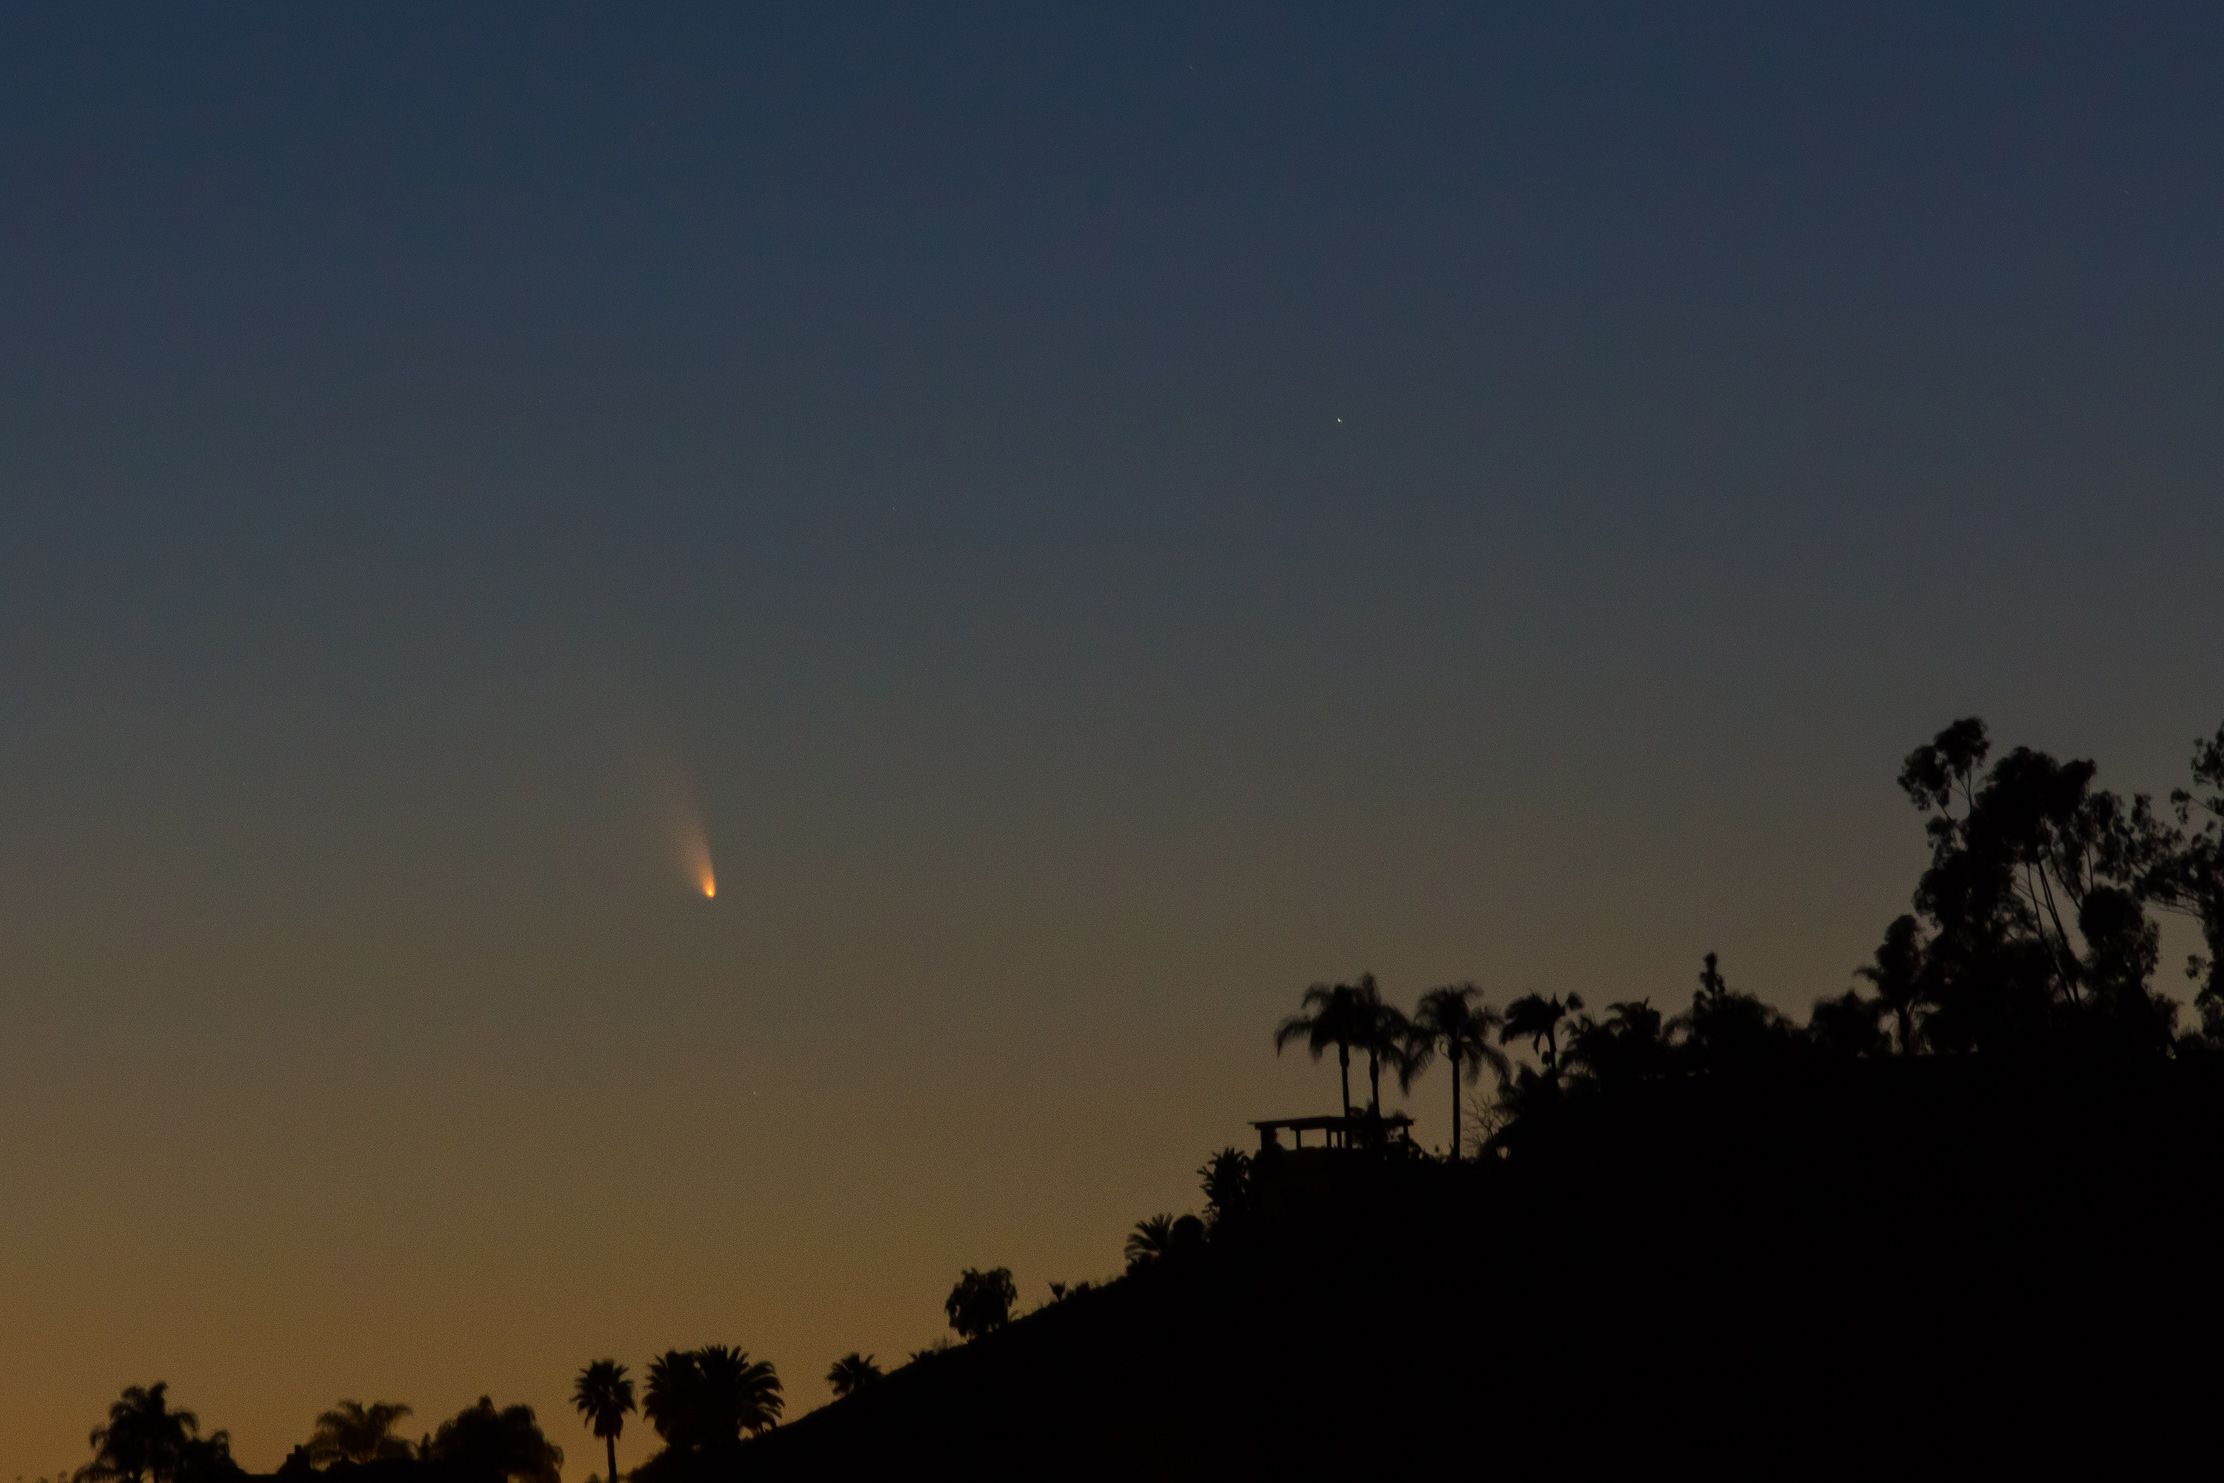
[6,2,2223,1472]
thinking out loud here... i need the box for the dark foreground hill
[734,1055,2224,1479]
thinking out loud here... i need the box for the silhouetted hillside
[733,1053,2224,1479]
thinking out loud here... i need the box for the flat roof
[1251,1113,1414,1131]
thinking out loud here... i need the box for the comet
[678,815,717,902]
[651,748,718,902]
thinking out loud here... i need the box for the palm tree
[308,1402,414,1466]
[571,1362,634,1483]
[643,1347,782,1450]
[1351,973,1411,1115]
[641,1350,703,1450]
[78,1383,203,1483]
[1500,991,1584,1078]
[1603,996,1664,1043]
[1125,1213,1177,1271]
[1567,997,1672,1084]
[1196,1147,1252,1233]
[825,1353,882,1399]
[1400,983,1511,1158]
[697,1346,783,1439]
[1274,979,1371,1116]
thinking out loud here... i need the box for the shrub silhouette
[1196,1148,1253,1234]
[306,1401,414,1466]
[825,1353,882,1399]
[944,1267,1018,1340]
[425,1397,562,1483]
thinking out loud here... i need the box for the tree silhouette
[1898,716,1991,819]
[1896,720,2045,1049]
[2073,885,2176,1049]
[1352,973,1411,1115]
[1603,997,1664,1043]
[2166,723,2224,1023]
[1566,998,1672,1085]
[1197,1147,1252,1234]
[826,1353,883,1399]
[641,1347,782,1451]
[1857,914,1933,1054]
[1672,953,1794,1066]
[1400,983,1511,1157]
[170,1436,238,1483]
[1975,746,2115,996]
[307,1402,414,1467]
[697,1347,781,1438]
[1274,980,1371,1116]
[1891,717,2185,1049]
[77,1384,228,1483]
[1169,1213,1207,1260]
[1808,989,1889,1059]
[426,1398,562,1483]
[640,1353,694,1446]
[570,1362,634,1483]
[944,1267,1018,1340]
[1125,1214,1177,1272]
[1500,992,1584,1079]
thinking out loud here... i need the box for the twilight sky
[5,2,2223,1471]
